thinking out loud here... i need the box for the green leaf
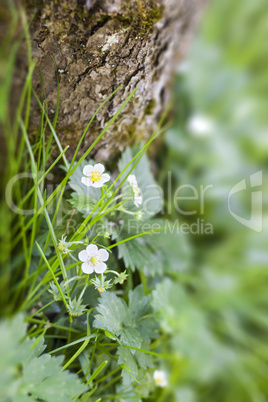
[128,285,158,343]
[129,285,151,323]
[31,370,85,402]
[93,291,129,336]
[148,221,192,274]
[68,194,96,212]
[118,236,163,275]
[0,315,86,401]
[112,218,192,275]
[93,287,158,386]
[93,287,158,345]
[135,346,154,369]
[136,317,159,344]
[117,346,138,385]
[110,222,163,274]
[120,326,142,350]
[22,354,62,385]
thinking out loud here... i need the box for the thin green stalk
[12,86,138,249]
[86,332,98,379]
[35,242,68,309]
[17,145,69,209]
[108,227,163,249]
[49,334,96,355]
[61,310,93,371]
[26,318,80,333]
[86,361,108,385]
[97,374,122,394]
[19,260,78,310]
[33,89,69,170]
[95,366,121,384]
[27,300,55,320]
[20,120,68,282]
[71,120,172,244]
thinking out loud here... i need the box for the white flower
[187,114,214,137]
[153,370,167,388]
[127,174,142,207]
[78,244,109,274]
[132,187,142,207]
[81,163,110,188]
[127,174,138,187]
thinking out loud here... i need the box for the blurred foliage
[0,315,86,401]
[155,0,268,400]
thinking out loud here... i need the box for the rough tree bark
[17,0,201,161]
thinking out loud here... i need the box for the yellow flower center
[98,287,105,293]
[134,186,140,196]
[90,256,99,265]
[156,378,163,385]
[89,170,101,182]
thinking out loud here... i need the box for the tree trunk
[17,0,201,161]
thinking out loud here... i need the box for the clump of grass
[0,6,172,401]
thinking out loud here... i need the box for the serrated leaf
[136,317,159,344]
[93,288,158,387]
[22,354,63,385]
[114,218,191,275]
[116,228,163,274]
[0,315,86,401]
[117,346,138,385]
[120,326,142,350]
[68,194,96,212]
[29,335,47,359]
[93,288,157,348]
[31,370,85,402]
[93,292,129,336]
[135,346,154,369]
[129,285,151,323]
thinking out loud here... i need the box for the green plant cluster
[0,7,178,402]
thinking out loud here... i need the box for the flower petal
[134,196,142,207]
[83,165,94,176]
[94,261,107,274]
[81,177,93,187]
[98,248,109,261]
[94,163,105,174]
[86,244,98,255]
[127,174,137,186]
[91,180,104,188]
[78,250,89,262]
[81,262,94,274]
[100,173,110,183]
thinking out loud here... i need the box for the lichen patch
[102,33,120,52]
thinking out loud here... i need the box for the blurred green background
[155,0,268,400]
